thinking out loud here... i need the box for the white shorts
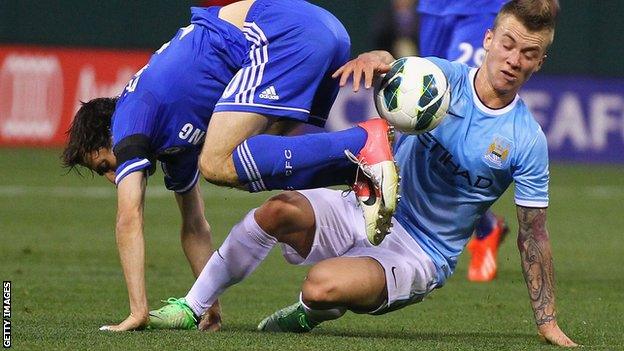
[280,189,438,315]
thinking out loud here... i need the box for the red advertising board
[0,45,150,146]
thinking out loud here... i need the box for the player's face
[482,14,551,95]
[84,148,117,184]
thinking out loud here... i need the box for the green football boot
[257,302,318,333]
[148,297,198,330]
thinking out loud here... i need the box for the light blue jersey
[394,57,549,285]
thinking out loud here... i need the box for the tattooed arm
[516,206,578,347]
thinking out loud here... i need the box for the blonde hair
[494,0,559,32]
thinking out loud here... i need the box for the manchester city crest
[483,135,513,168]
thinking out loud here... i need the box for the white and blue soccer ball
[374,56,451,134]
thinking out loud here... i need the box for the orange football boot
[466,216,509,282]
[345,118,399,245]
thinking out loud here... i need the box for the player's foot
[257,303,318,333]
[349,172,394,245]
[148,297,198,330]
[466,216,510,282]
[346,118,399,245]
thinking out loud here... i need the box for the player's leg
[198,111,272,187]
[149,191,318,330]
[258,257,386,333]
[203,0,398,242]
[199,111,373,191]
[255,189,385,332]
[186,191,317,315]
[219,116,397,244]
[259,242,438,333]
[304,257,387,311]
[258,193,439,333]
[200,104,396,246]
[149,187,388,330]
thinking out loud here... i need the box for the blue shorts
[419,13,497,67]
[214,0,351,127]
[160,151,200,194]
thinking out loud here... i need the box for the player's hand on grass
[198,300,222,332]
[99,312,149,332]
[537,321,579,347]
[332,50,394,92]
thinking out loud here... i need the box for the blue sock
[271,160,358,190]
[232,127,366,192]
[475,210,497,239]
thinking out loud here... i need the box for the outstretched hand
[332,51,394,92]
[99,313,149,332]
[538,322,579,347]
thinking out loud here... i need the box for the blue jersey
[112,7,241,192]
[418,0,506,66]
[418,0,507,15]
[394,57,549,285]
[111,1,350,192]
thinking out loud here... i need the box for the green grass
[1,149,623,350]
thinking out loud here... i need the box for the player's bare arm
[174,184,222,331]
[100,171,149,331]
[516,206,578,347]
[175,184,214,276]
[332,50,395,91]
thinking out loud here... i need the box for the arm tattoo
[516,206,556,326]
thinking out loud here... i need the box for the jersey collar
[469,68,519,116]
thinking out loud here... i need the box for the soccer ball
[374,57,450,134]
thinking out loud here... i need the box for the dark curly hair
[61,97,118,174]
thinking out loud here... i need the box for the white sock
[185,209,277,317]
[300,293,346,324]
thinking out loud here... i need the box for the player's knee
[198,152,238,187]
[255,192,310,240]
[301,265,340,307]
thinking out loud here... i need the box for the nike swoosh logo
[363,178,377,206]
[363,191,377,206]
[391,266,398,288]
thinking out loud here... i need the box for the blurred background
[0,0,623,163]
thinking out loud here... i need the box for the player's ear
[483,29,493,51]
[110,150,118,169]
[535,54,547,72]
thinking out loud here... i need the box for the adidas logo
[259,86,279,100]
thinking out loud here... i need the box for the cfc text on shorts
[3,281,10,348]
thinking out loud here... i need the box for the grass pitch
[1,149,623,350]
